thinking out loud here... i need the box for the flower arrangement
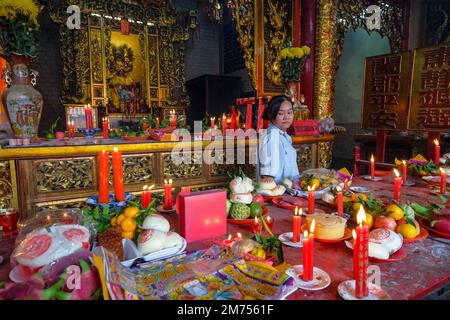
[278,45,311,82]
[0,0,42,58]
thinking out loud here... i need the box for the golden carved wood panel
[408,45,450,131]
[109,154,155,185]
[162,152,203,180]
[295,144,314,172]
[362,52,411,130]
[0,160,18,209]
[34,158,95,194]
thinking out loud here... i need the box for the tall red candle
[393,169,402,200]
[98,150,109,204]
[292,207,302,243]
[210,117,215,129]
[307,186,315,214]
[112,147,125,202]
[156,117,160,127]
[169,110,177,127]
[143,118,147,131]
[337,190,343,216]
[230,106,238,129]
[163,179,173,210]
[245,103,252,130]
[434,139,441,166]
[370,155,375,180]
[402,160,407,183]
[440,168,447,195]
[302,219,315,281]
[354,207,369,298]
[142,184,154,209]
[102,117,109,139]
[84,104,93,130]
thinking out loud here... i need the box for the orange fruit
[124,206,140,218]
[116,213,126,226]
[343,196,353,203]
[309,178,320,189]
[397,219,420,236]
[111,217,117,227]
[386,204,404,221]
[122,231,135,239]
[397,224,417,239]
[351,194,367,202]
[121,217,137,232]
[365,213,374,229]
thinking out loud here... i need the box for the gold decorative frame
[314,0,407,167]
[48,0,192,116]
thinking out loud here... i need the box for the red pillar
[300,0,316,118]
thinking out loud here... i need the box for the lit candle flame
[169,179,173,184]
[307,185,316,191]
[352,229,356,240]
[143,185,148,191]
[255,216,258,223]
[267,216,271,222]
[304,230,308,238]
[402,160,406,165]
[440,167,445,174]
[148,184,155,190]
[357,205,366,226]
[294,207,298,216]
[237,232,242,238]
[164,179,167,184]
[310,219,316,234]
[393,168,400,177]
[113,147,118,152]
[299,208,303,216]
[434,139,439,146]
[371,154,374,162]
[228,234,231,241]
[222,113,226,119]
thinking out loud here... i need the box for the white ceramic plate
[121,237,187,267]
[279,232,303,248]
[286,265,331,291]
[362,176,382,181]
[338,280,391,300]
[349,186,370,193]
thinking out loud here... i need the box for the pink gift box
[178,189,227,243]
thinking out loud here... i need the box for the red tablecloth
[1,176,449,300]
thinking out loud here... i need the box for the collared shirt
[258,123,300,184]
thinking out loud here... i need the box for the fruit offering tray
[285,186,333,199]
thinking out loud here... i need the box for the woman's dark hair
[262,95,293,121]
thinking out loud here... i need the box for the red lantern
[121,18,130,35]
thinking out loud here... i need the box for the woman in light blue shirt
[258,95,300,186]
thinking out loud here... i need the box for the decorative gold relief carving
[163,152,203,179]
[229,0,256,88]
[35,159,94,193]
[296,145,313,172]
[318,141,333,168]
[0,160,16,209]
[123,155,154,185]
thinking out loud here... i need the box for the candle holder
[156,204,176,214]
[278,232,303,248]
[286,265,331,291]
[79,128,99,139]
[86,192,135,211]
[362,175,382,182]
[337,280,391,300]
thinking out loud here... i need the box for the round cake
[306,213,347,240]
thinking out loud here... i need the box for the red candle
[393,169,402,200]
[434,139,441,166]
[210,117,215,129]
[169,110,177,127]
[302,219,315,281]
[245,103,252,130]
[252,216,262,234]
[84,104,93,130]
[265,216,273,231]
[336,189,343,216]
[292,207,302,242]
[143,118,147,131]
[142,184,154,209]
[230,106,238,129]
[223,234,233,246]
[102,117,109,139]
[353,207,369,298]
[112,147,125,202]
[440,168,447,195]
[343,179,349,190]
[221,113,227,135]
[156,117,160,127]
[98,150,109,204]
[370,154,375,180]
[307,186,315,214]
[402,160,407,183]
[163,179,173,210]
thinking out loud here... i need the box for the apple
[374,216,397,231]
[252,195,265,206]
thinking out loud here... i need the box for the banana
[246,261,279,273]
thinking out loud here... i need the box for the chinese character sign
[362,53,410,130]
[408,45,450,131]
